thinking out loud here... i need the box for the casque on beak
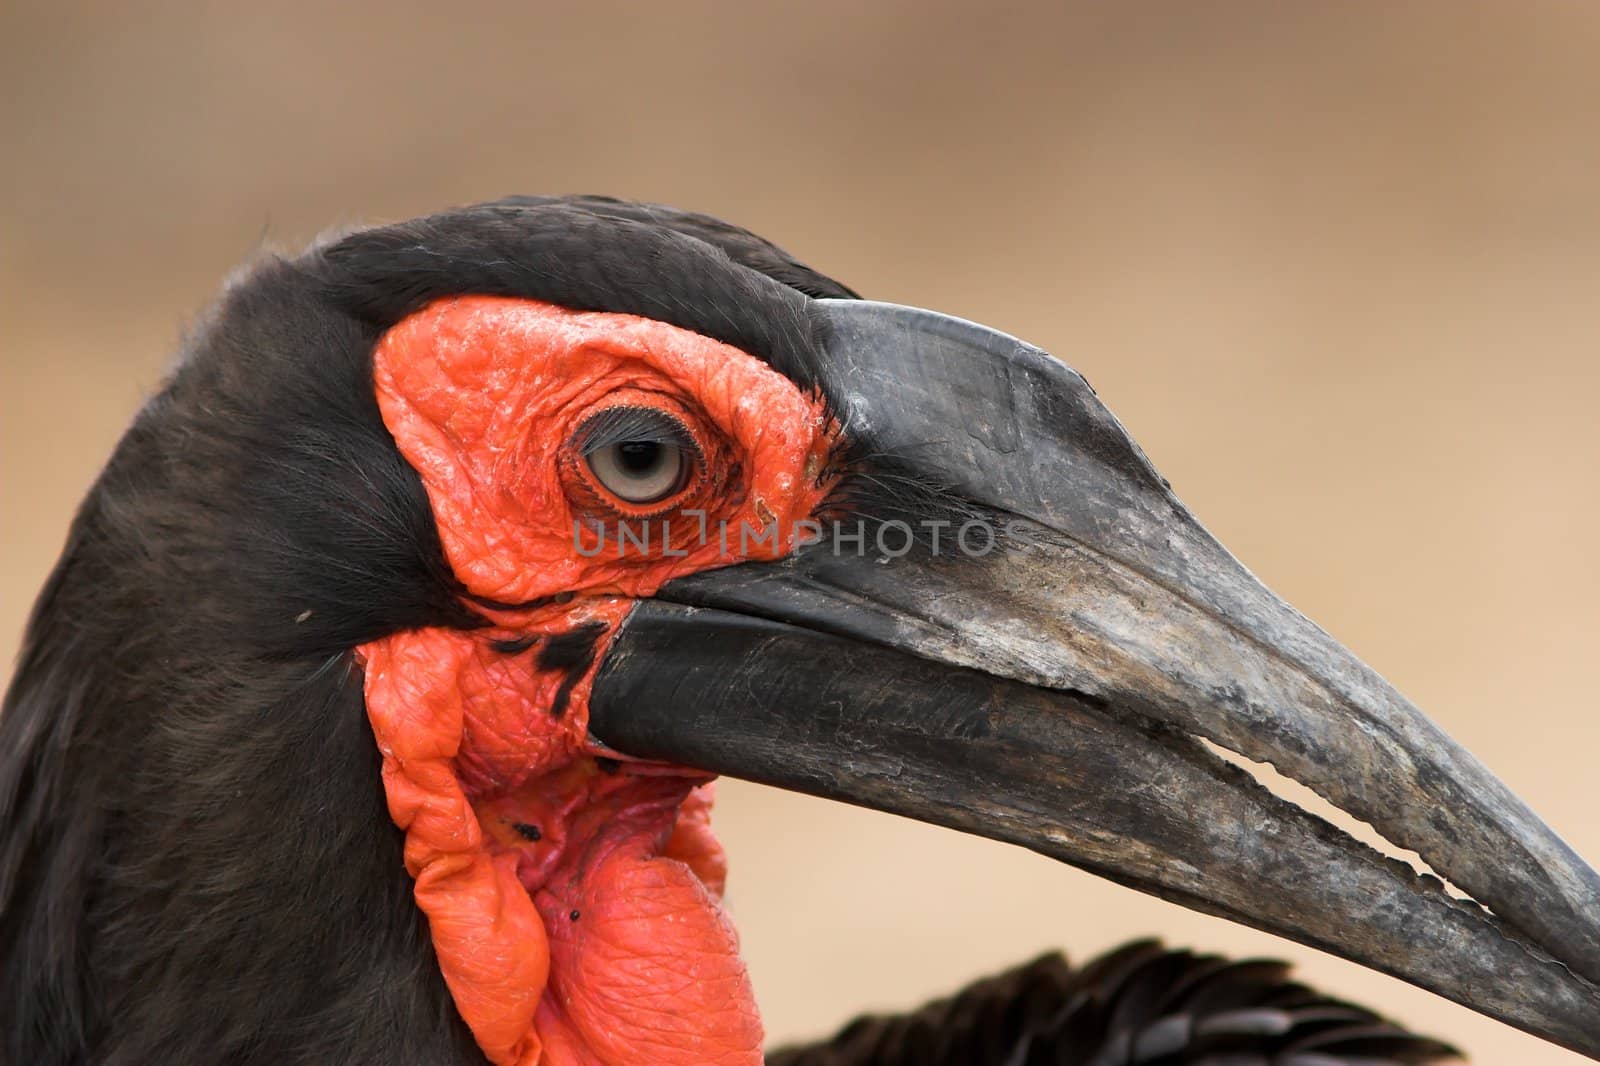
[587,301,1600,1059]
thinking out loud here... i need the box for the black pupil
[616,441,662,475]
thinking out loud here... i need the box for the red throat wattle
[356,297,838,1065]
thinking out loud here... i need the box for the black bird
[2,196,1596,1066]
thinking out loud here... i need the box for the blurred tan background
[4,2,1598,1061]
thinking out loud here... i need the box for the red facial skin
[358,297,838,1065]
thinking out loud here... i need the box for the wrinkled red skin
[358,297,837,1065]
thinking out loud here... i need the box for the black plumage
[769,941,1459,1066]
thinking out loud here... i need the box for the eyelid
[575,406,697,457]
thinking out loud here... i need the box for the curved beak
[587,300,1600,1058]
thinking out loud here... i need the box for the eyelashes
[575,406,697,456]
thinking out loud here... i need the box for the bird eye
[577,407,697,506]
[587,439,686,503]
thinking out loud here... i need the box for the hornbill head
[1,196,1596,1065]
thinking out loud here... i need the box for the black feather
[765,941,1459,1066]
[307,195,853,393]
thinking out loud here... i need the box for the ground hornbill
[2,197,1597,1066]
